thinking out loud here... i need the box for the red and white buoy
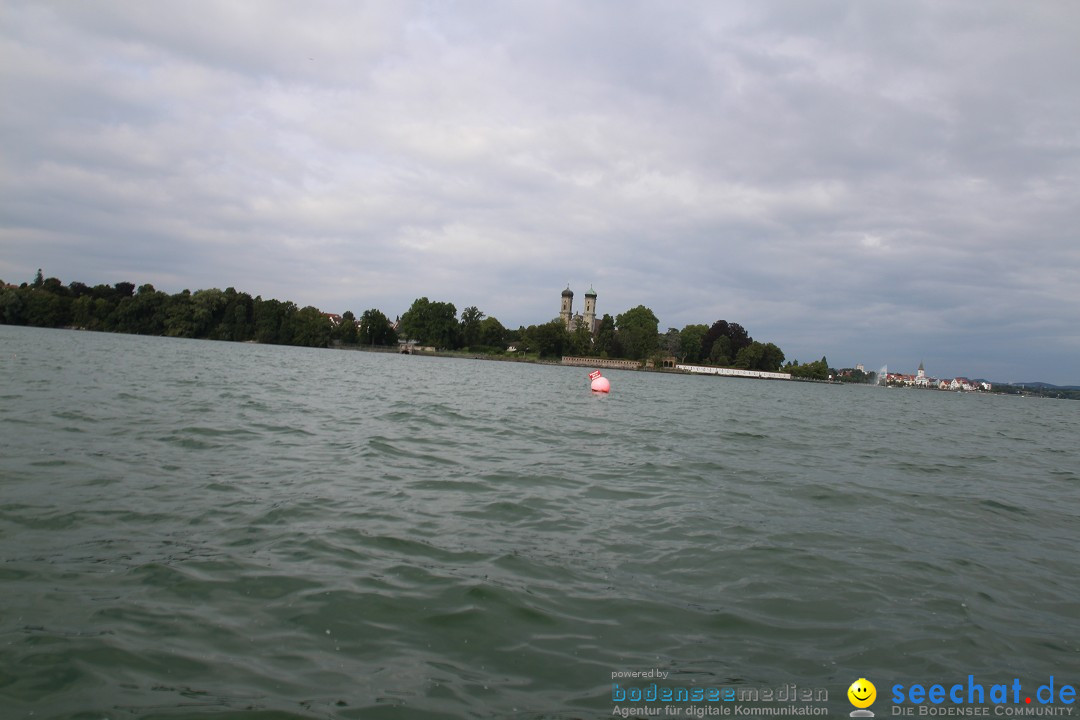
[589,370,610,393]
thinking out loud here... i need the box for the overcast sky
[2,2,1078,383]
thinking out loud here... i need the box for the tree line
[393,299,843,376]
[395,298,793,371]
[0,270,395,349]
[2,271,835,375]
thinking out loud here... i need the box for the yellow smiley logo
[848,678,876,709]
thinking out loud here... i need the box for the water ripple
[1,327,1078,718]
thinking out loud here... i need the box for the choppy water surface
[1,325,1078,719]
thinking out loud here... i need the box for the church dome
[562,286,574,297]
[585,285,597,297]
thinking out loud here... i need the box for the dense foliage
[3,271,804,372]
[989,384,1080,400]
[0,272,396,349]
[785,357,832,380]
[398,297,458,348]
[507,303,792,372]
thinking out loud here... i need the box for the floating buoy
[589,370,610,393]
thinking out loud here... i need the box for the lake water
[1,325,1078,719]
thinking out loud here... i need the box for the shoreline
[10,325,1061,395]
[331,343,834,384]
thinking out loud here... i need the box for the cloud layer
[3,1,1078,382]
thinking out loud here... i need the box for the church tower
[583,286,597,333]
[560,286,574,329]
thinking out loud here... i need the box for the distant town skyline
[2,3,1078,384]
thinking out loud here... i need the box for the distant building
[915,361,930,387]
[583,286,596,332]
[884,362,990,392]
[559,285,598,333]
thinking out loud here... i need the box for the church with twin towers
[559,285,599,334]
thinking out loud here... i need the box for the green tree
[734,341,765,370]
[25,289,66,327]
[569,321,593,356]
[478,316,507,349]
[661,328,681,358]
[42,276,67,295]
[253,297,293,344]
[615,305,659,360]
[90,297,113,330]
[679,324,709,363]
[70,294,93,328]
[709,336,733,365]
[190,288,227,338]
[733,340,785,372]
[288,306,332,347]
[835,367,870,384]
[335,310,359,345]
[533,319,571,358]
[459,306,485,348]
[786,356,829,380]
[760,342,785,372]
[359,308,396,346]
[703,320,752,363]
[163,290,196,338]
[399,297,458,348]
[218,288,254,341]
[1,286,28,324]
[593,314,616,357]
[114,284,168,335]
[517,324,537,354]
